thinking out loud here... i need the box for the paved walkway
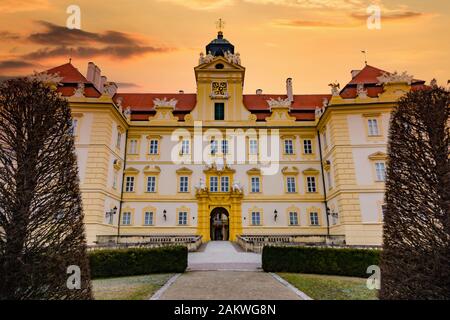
[188,241,261,271]
[152,242,308,300]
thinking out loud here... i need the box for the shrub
[262,246,380,277]
[89,246,188,278]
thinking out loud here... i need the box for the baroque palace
[44,31,425,246]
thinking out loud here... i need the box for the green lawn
[278,273,379,300]
[92,274,173,300]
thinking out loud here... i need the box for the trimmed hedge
[89,246,188,278]
[262,246,380,277]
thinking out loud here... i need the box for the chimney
[100,76,107,94]
[286,78,293,103]
[86,62,95,82]
[351,70,361,78]
[93,65,101,91]
[256,89,263,95]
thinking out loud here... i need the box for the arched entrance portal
[210,207,229,241]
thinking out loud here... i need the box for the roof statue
[356,83,368,99]
[72,83,85,97]
[267,97,291,108]
[328,82,340,96]
[153,97,178,108]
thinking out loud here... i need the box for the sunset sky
[0,0,449,94]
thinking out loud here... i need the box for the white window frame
[122,212,131,225]
[303,139,313,154]
[210,176,218,192]
[375,162,386,182]
[146,176,156,193]
[221,140,229,155]
[125,176,135,192]
[310,212,319,226]
[289,212,299,225]
[178,211,188,225]
[306,176,317,193]
[221,176,229,192]
[180,139,190,155]
[210,139,218,155]
[249,139,258,155]
[129,139,138,154]
[286,177,296,193]
[144,211,154,225]
[368,119,380,136]
[251,211,261,226]
[284,139,294,155]
[179,176,189,193]
[149,139,159,154]
[251,176,260,193]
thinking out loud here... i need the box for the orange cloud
[0,0,50,13]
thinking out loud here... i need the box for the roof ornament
[153,97,178,108]
[267,97,291,109]
[199,51,214,65]
[356,83,368,99]
[224,50,241,65]
[123,106,131,120]
[72,82,85,97]
[328,81,340,96]
[377,71,413,85]
[216,18,225,33]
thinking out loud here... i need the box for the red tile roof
[340,64,425,99]
[243,94,330,111]
[114,93,197,111]
[45,62,101,98]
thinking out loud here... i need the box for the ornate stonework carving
[72,83,85,97]
[199,51,214,65]
[153,97,178,108]
[123,106,131,120]
[232,180,243,192]
[224,50,241,65]
[195,178,207,192]
[267,97,291,108]
[377,71,413,85]
[328,82,340,96]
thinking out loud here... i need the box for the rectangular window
[149,139,159,154]
[368,119,380,136]
[251,212,261,226]
[251,176,260,193]
[129,139,138,154]
[375,162,386,181]
[210,140,218,155]
[179,176,189,193]
[178,212,188,225]
[181,139,190,155]
[116,132,122,149]
[310,212,319,226]
[286,177,296,193]
[125,176,135,192]
[249,139,258,155]
[284,139,294,154]
[289,212,299,226]
[146,176,156,192]
[307,176,317,193]
[214,103,225,120]
[303,139,313,154]
[221,176,229,192]
[144,212,154,225]
[221,140,229,155]
[210,176,218,192]
[122,212,131,225]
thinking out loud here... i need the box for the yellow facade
[56,32,423,246]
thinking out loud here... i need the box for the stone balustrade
[90,235,203,252]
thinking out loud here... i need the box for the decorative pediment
[195,55,245,71]
[368,151,387,161]
[124,167,139,174]
[143,165,161,174]
[377,71,413,85]
[203,163,235,175]
[148,98,179,124]
[303,168,320,175]
[246,168,261,175]
[281,166,299,175]
[176,167,193,175]
[265,98,296,125]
